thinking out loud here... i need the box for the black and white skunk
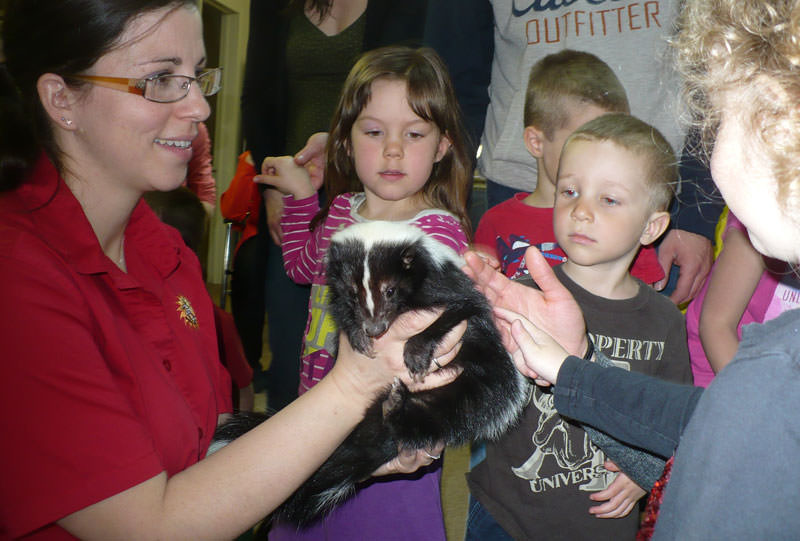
[213,221,529,527]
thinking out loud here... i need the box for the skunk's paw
[403,336,436,379]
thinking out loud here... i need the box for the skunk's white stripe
[363,259,374,316]
[331,221,466,323]
[331,221,463,269]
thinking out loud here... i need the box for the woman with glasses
[0,1,458,538]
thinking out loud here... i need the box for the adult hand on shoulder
[588,462,646,519]
[654,229,713,305]
[463,246,587,357]
[294,131,328,192]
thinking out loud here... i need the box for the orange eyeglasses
[67,68,222,103]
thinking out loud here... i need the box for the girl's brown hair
[311,46,473,236]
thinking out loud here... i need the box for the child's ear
[523,126,546,158]
[640,211,670,245]
[434,133,452,163]
[37,73,80,132]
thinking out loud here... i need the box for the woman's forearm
[58,366,375,540]
[57,309,460,540]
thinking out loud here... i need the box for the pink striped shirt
[279,192,469,394]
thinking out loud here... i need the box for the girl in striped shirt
[257,45,474,539]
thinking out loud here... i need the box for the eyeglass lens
[146,70,220,102]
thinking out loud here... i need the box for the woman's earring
[61,117,73,127]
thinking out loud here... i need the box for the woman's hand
[494,307,569,385]
[463,246,587,357]
[331,309,465,403]
[371,443,446,477]
[293,131,328,192]
[588,462,646,518]
[332,310,463,479]
[255,155,316,200]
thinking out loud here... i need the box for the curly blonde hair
[672,0,800,224]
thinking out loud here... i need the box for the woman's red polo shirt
[0,157,232,539]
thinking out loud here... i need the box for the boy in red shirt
[474,50,664,285]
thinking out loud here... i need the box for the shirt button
[163,359,172,371]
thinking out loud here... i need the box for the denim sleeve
[553,355,703,459]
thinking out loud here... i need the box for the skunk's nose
[364,321,389,338]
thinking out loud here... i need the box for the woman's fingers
[403,319,466,391]
[387,309,445,341]
[371,442,445,477]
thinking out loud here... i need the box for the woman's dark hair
[0,0,194,191]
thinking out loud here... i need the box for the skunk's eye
[385,286,396,297]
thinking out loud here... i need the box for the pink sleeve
[279,194,324,284]
[414,213,469,254]
[184,123,217,206]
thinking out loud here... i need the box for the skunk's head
[326,221,460,354]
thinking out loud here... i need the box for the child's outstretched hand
[493,307,568,386]
[255,155,316,200]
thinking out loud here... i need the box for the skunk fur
[213,221,529,527]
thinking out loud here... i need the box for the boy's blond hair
[523,50,630,139]
[673,0,800,223]
[563,113,678,212]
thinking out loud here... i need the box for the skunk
[213,221,529,527]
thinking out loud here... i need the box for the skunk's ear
[401,244,417,270]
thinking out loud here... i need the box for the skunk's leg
[381,378,406,418]
[403,305,478,377]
